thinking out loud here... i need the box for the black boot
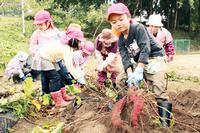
[157,100,172,127]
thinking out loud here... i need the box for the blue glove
[126,66,144,87]
[21,76,26,81]
[77,77,86,85]
[127,72,135,87]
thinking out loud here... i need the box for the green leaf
[22,77,34,98]
[42,94,51,106]
[76,96,82,105]
[32,100,41,111]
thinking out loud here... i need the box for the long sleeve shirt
[29,28,62,55]
[148,27,175,57]
[5,57,25,77]
[118,23,163,71]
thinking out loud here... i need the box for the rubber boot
[157,100,172,127]
[51,90,71,107]
[67,85,81,94]
[111,97,126,127]
[60,87,75,101]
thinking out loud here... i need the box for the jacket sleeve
[163,28,175,56]
[102,53,116,68]
[135,25,151,64]
[165,41,175,56]
[118,39,133,72]
[29,30,39,55]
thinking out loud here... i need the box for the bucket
[157,101,172,127]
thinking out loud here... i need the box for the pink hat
[82,41,95,55]
[34,10,52,24]
[107,3,131,21]
[99,29,118,43]
[61,27,84,45]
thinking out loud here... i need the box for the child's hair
[68,38,79,50]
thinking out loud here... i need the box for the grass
[0,16,34,71]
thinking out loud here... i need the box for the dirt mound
[64,90,200,133]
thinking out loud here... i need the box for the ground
[1,54,200,133]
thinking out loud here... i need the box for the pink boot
[60,87,75,101]
[51,90,71,107]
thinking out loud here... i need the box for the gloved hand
[127,72,135,87]
[77,77,86,85]
[21,76,26,81]
[126,66,144,87]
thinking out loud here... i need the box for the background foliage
[0,0,200,71]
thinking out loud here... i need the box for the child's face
[109,14,130,33]
[36,21,50,31]
[82,51,90,57]
[102,42,111,48]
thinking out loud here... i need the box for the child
[107,3,168,100]
[5,52,29,83]
[73,41,95,75]
[61,25,84,50]
[70,41,95,93]
[95,29,122,88]
[30,10,62,81]
[37,40,86,107]
[146,14,175,62]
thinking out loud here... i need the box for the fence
[173,39,190,53]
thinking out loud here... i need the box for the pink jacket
[148,27,175,57]
[29,28,62,55]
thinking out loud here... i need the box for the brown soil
[61,89,200,133]
[2,54,200,132]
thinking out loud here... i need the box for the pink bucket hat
[34,10,52,24]
[82,41,95,55]
[61,27,84,45]
[107,3,131,21]
[99,29,118,44]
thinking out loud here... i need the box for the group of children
[5,3,174,109]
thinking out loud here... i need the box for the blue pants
[41,70,65,94]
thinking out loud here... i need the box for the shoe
[60,87,75,101]
[51,90,71,107]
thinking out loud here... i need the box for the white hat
[146,14,163,27]
[16,51,29,61]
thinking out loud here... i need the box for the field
[0,54,197,133]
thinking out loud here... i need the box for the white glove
[77,77,86,85]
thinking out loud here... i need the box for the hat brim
[107,11,128,21]
[146,22,163,27]
[33,20,46,25]
[99,34,118,43]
